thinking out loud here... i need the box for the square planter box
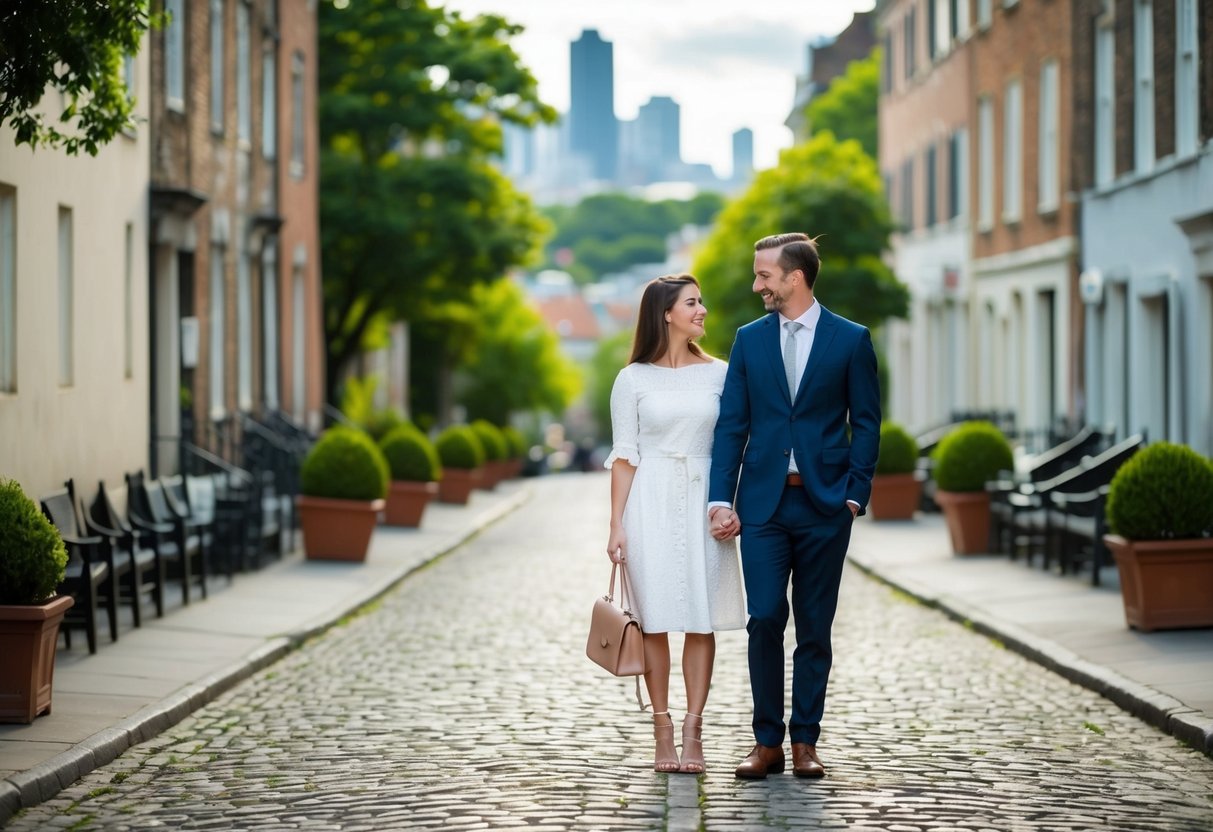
[935,490,991,555]
[868,473,922,521]
[0,595,74,723]
[298,496,385,561]
[1104,535,1213,631]
[384,480,438,527]
[438,468,481,505]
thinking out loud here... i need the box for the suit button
[783,449,790,456]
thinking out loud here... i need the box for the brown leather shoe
[734,743,785,779]
[791,743,826,778]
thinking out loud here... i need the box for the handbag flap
[589,595,638,651]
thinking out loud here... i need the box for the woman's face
[666,283,706,341]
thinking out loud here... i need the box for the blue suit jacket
[709,305,881,525]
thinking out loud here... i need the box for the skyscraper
[569,29,618,181]
[637,96,681,171]
[732,127,754,181]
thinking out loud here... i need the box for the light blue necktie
[783,321,803,398]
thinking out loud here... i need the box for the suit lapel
[794,305,837,407]
[759,313,792,407]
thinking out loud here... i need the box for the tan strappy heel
[680,713,705,773]
[652,711,680,772]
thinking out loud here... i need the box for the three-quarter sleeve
[604,366,641,468]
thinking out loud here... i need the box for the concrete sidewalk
[0,481,532,823]
[847,511,1213,757]
[3,480,1211,824]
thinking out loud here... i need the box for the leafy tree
[693,131,908,355]
[573,234,668,278]
[318,0,556,405]
[449,279,582,426]
[805,48,880,158]
[0,1,156,155]
[588,331,633,440]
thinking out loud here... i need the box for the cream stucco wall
[0,44,151,498]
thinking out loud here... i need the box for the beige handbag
[586,563,648,707]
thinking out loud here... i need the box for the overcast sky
[440,0,877,177]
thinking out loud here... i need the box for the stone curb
[848,552,1213,759]
[0,485,533,826]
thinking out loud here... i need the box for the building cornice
[973,236,1077,276]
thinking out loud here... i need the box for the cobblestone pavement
[8,474,1213,831]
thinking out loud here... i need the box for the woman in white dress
[605,274,746,774]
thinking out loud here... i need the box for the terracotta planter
[384,480,438,528]
[1104,535,1213,631]
[935,490,992,555]
[0,594,74,723]
[476,461,501,490]
[438,468,480,504]
[297,495,385,561]
[506,458,524,479]
[868,473,922,521]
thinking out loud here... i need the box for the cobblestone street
[8,474,1213,831]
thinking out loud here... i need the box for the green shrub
[379,426,442,483]
[300,427,389,501]
[470,420,508,462]
[1106,442,1213,540]
[501,425,527,459]
[932,421,1014,492]
[435,426,486,470]
[876,422,918,475]
[362,408,409,442]
[0,479,68,605]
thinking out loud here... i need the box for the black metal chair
[1048,485,1113,585]
[40,486,111,653]
[127,471,208,605]
[163,473,220,584]
[78,479,165,624]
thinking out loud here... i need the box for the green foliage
[932,422,1014,493]
[300,428,390,501]
[363,409,409,443]
[1106,442,1213,540]
[541,192,725,284]
[339,375,380,427]
[693,132,909,354]
[500,426,527,459]
[876,423,918,475]
[470,420,508,462]
[589,331,633,439]
[0,479,68,604]
[448,278,582,425]
[318,0,556,402]
[435,426,486,470]
[1,1,159,155]
[379,427,442,483]
[806,48,880,158]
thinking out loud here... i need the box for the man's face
[753,247,793,313]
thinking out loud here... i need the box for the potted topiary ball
[932,421,1014,555]
[0,478,73,723]
[1103,442,1213,631]
[297,427,389,561]
[501,426,528,479]
[435,426,486,505]
[379,426,442,528]
[362,408,407,442]
[869,422,921,521]
[470,420,509,489]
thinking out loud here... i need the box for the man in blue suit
[709,232,880,779]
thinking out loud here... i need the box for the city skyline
[442,0,877,175]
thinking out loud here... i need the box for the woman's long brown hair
[629,274,709,365]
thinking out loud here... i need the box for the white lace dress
[605,360,746,634]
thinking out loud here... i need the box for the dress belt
[785,473,804,487]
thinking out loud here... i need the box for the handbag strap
[609,564,647,710]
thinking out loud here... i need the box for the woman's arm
[606,460,637,562]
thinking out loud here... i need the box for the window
[1134,0,1155,173]
[124,223,134,378]
[0,187,14,393]
[928,0,938,59]
[882,32,892,94]
[292,263,306,416]
[951,0,967,39]
[1176,0,1200,158]
[237,248,252,409]
[58,208,74,386]
[933,0,950,57]
[948,128,967,220]
[925,144,938,227]
[904,6,917,82]
[1038,59,1059,212]
[1003,80,1022,222]
[123,54,136,102]
[290,52,305,177]
[262,243,279,409]
[978,96,994,230]
[166,0,185,111]
[210,0,224,132]
[977,0,992,29]
[210,245,225,415]
[262,47,276,158]
[1095,24,1116,187]
[901,158,915,229]
[236,1,250,142]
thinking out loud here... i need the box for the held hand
[848,502,859,520]
[710,508,739,541]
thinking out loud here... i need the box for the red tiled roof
[534,295,602,340]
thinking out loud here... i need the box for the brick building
[787,12,878,142]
